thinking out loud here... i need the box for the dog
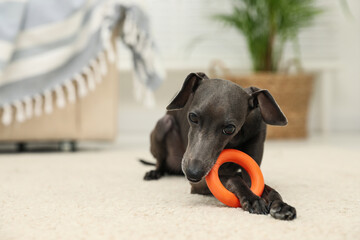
[143,72,296,220]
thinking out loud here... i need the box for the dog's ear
[249,88,288,126]
[166,72,208,111]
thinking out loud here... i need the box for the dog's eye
[188,113,199,124]
[223,125,236,135]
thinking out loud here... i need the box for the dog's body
[144,72,296,220]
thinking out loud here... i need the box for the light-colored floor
[0,134,359,240]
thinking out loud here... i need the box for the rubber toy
[205,149,265,208]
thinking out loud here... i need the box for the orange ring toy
[205,149,265,208]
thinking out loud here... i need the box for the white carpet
[0,136,360,240]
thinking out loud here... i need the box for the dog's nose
[185,159,206,183]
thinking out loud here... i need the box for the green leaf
[212,0,323,72]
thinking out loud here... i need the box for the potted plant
[210,0,322,138]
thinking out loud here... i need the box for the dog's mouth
[186,176,202,183]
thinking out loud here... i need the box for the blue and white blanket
[0,0,164,125]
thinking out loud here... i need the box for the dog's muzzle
[184,159,206,183]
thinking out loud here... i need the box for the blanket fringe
[91,59,102,84]
[14,100,25,122]
[0,48,109,126]
[55,85,66,108]
[2,104,12,125]
[34,94,43,117]
[83,67,96,91]
[74,74,88,98]
[24,97,33,119]
[44,90,53,114]
[121,7,165,107]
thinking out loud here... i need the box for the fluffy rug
[0,138,359,240]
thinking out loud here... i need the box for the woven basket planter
[227,73,314,138]
[209,61,314,139]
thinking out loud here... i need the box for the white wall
[332,0,360,132]
[117,0,360,134]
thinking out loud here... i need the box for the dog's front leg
[144,115,173,180]
[261,185,296,220]
[225,175,269,214]
[145,114,184,180]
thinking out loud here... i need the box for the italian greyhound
[143,72,296,220]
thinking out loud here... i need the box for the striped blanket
[0,0,164,126]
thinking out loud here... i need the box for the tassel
[136,31,145,53]
[136,62,147,86]
[44,90,53,114]
[74,74,88,98]
[55,85,66,108]
[123,16,137,45]
[122,15,131,43]
[65,80,76,103]
[99,52,108,76]
[83,67,96,91]
[2,104,12,125]
[34,94,43,116]
[14,101,25,123]
[102,25,115,63]
[91,59,102,83]
[24,97,33,119]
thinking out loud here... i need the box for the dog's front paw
[225,177,268,214]
[240,196,269,215]
[270,200,296,220]
[144,170,163,180]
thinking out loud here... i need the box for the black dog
[144,72,296,220]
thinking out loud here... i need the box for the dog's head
[167,72,287,183]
